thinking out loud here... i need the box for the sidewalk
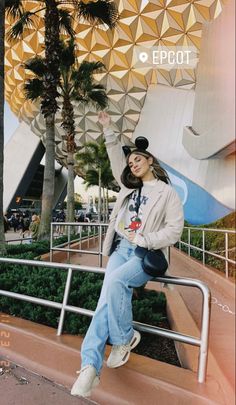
[0,358,97,405]
[4,230,29,244]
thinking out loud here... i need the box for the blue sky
[4,102,19,145]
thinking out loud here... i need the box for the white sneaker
[107,330,141,368]
[70,365,99,397]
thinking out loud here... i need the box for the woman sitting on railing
[71,111,184,398]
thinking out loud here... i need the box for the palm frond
[5,0,23,19]
[76,142,100,164]
[72,60,105,88]
[75,151,94,164]
[87,89,108,110]
[79,60,105,74]
[60,39,76,70]
[59,9,75,38]
[75,0,118,29]
[24,56,46,77]
[90,83,107,90]
[84,169,99,187]
[24,78,44,101]
[72,94,88,103]
[7,11,35,39]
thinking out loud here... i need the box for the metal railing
[50,222,108,266]
[5,237,32,244]
[178,227,236,278]
[50,222,170,265]
[0,256,211,383]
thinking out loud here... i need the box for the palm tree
[7,0,118,239]
[24,39,108,224]
[60,40,108,223]
[76,140,119,222]
[0,0,22,254]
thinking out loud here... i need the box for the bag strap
[134,187,142,216]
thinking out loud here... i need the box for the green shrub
[0,243,167,335]
[6,240,50,257]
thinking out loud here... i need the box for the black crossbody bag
[134,187,168,277]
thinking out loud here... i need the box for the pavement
[0,359,97,405]
[4,230,61,244]
[4,230,32,244]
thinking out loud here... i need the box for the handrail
[50,222,108,265]
[0,256,211,383]
[178,226,236,278]
[50,223,235,277]
[5,237,32,244]
[181,226,235,233]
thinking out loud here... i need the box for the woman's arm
[98,112,127,187]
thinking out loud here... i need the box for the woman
[28,214,40,241]
[71,112,184,398]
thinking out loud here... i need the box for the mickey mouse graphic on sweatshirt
[115,179,158,240]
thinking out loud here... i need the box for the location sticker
[139,52,148,63]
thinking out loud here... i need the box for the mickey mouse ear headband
[122,136,149,157]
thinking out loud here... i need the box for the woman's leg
[81,239,152,372]
[80,248,126,374]
[106,253,152,345]
[71,240,151,397]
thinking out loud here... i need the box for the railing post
[67,225,71,263]
[188,228,191,256]
[98,224,102,267]
[88,225,90,249]
[225,232,229,278]
[202,230,205,266]
[57,267,73,336]
[197,285,211,383]
[50,222,53,262]
[79,226,82,250]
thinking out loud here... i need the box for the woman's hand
[98,111,111,129]
[128,231,136,243]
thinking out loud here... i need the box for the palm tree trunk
[61,93,76,226]
[37,0,60,239]
[38,114,55,239]
[98,167,101,223]
[0,1,6,254]
[66,151,75,224]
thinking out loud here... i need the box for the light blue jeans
[81,238,153,374]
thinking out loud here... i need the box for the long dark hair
[121,149,170,188]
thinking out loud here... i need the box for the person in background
[56,209,66,235]
[10,213,19,232]
[28,214,40,241]
[3,213,9,232]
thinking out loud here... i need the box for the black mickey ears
[135,136,149,150]
[122,136,149,157]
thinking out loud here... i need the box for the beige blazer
[102,133,184,258]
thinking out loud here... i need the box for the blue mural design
[161,161,233,225]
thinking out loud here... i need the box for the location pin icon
[139,52,148,63]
